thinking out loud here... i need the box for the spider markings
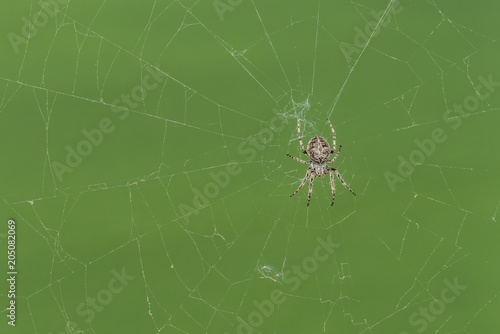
[287,118,356,206]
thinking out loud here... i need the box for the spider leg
[329,169,336,206]
[327,145,342,163]
[297,118,307,154]
[307,174,315,206]
[327,118,337,153]
[290,169,311,198]
[287,154,309,165]
[333,170,356,196]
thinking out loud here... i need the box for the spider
[287,118,356,206]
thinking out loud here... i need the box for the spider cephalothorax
[287,118,356,206]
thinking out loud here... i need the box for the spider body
[287,119,356,206]
[306,136,331,163]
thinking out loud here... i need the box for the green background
[1,0,499,333]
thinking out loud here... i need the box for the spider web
[1,0,500,333]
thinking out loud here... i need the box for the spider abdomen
[307,136,330,162]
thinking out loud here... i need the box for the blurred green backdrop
[1,0,499,333]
